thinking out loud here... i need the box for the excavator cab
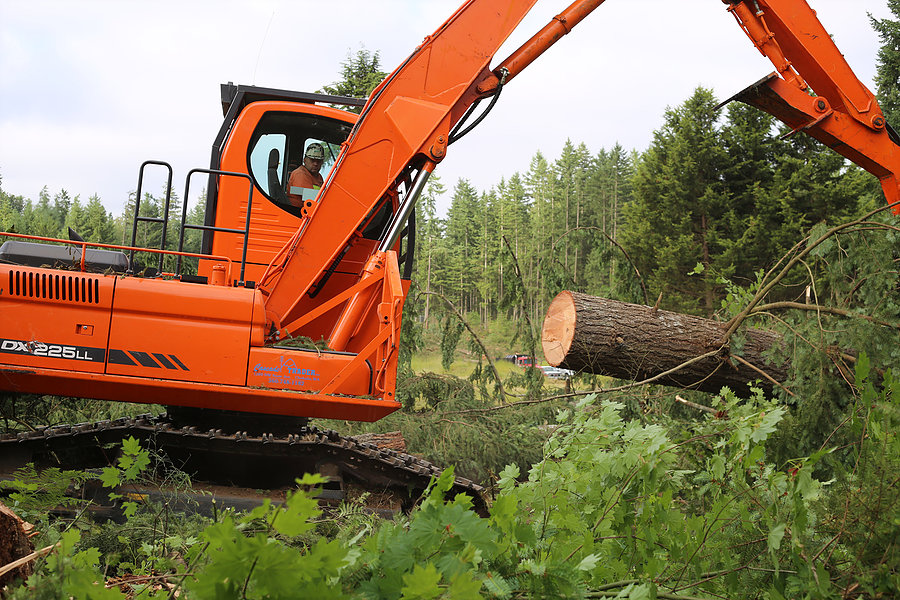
[198,84,363,286]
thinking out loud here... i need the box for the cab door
[200,101,356,285]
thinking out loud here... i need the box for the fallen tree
[541,291,788,396]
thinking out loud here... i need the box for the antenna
[252,8,277,84]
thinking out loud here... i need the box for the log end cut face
[542,290,576,367]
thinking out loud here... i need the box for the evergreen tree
[524,151,556,320]
[716,102,788,277]
[494,173,531,322]
[319,47,387,111]
[48,189,73,236]
[27,189,63,238]
[620,87,730,315]
[0,193,18,233]
[79,195,118,243]
[443,179,481,313]
[552,140,591,288]
[870,0,900,126]
[582,144,635,300]
[476,189,502,322]
[415,175,447,331]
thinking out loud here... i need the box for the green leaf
[447,571,483,599]
[98,466,121,488]
[274,488,321,537]
[750,408,785,443]
[241,498,273,523]
[296,472,327,487]
[400,563,443,599]
[768,522,786,552]
[576,553,600,571]
[482,571,512,598]
[121,435,142,456]
[497,464,520,491]
[122,501,139,519]
[117,436,151,481]
[807,222,832,256]
[854,351,871,383]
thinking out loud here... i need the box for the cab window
[247,111,352,214]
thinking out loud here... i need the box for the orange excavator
[1,0,898,500]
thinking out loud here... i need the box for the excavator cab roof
[219,82,366,118]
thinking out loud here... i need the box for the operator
[287,143,325,207]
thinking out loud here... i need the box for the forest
[0,3,898,598]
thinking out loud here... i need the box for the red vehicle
[517,356,536,368]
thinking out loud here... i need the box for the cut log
[541,291,788,396]
[0,501,34,587]
[353,431,407,453]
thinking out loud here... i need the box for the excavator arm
[252,0,898,412]
[261,0,898,339]
[723,0,900,211]
[258,0,609,339]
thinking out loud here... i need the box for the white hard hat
[305,143,325,160]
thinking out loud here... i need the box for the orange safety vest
[287,166,324,207]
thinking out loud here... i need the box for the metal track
[0,414,486,516]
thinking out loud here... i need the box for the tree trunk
[541,291,787,396]
[0,501,34,587]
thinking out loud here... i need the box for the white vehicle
[539,366,574,380]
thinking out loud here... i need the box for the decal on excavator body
[1,339,105,362]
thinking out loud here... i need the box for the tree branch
[444,349,724,415]
[419,291,508,404]
[722,203,899,342]
[547,225,650,305]
[749,301,899,330]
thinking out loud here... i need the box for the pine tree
[319,47,387,111]
[524,152,556,321]
[444,179,481,313]
[582,144,635,300]
[620,87,730,315]
[553,140,591,287]
[27,190,62,238]
[415,176,447,331]
[870,0,900,126]
[51,189,72,235]
[494,173,531,321]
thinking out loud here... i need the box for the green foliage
[0,394,162,437]
[0,464,91,526]
[6,371,898,598]
[344,377,895,598]
[319,47,387,111]
[621,87,730,315]
[351,371,553,484]
[809,362,900,596]
[767,209,899,463]
[870,0,900,126]
[186,474,350,599]
[9,529,127,600]
[439,316,465,371]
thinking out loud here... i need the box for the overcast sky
[0,1,891,217]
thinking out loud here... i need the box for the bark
[353,431,407,453]
[541,291,788,396]
[0,501,34,587]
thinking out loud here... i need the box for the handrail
[0,231,234,280]
[130,160,174,272]
[177,168,255,286]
